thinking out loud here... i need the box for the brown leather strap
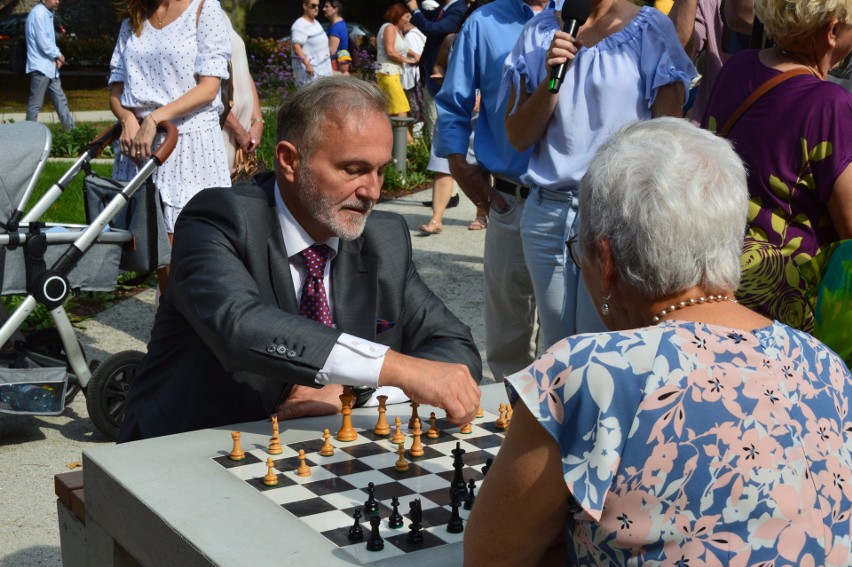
[195,0,205,27]
[719,68,812,137]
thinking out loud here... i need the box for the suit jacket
[411,0,466,96]
[119,173,481,441]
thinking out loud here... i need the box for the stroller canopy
[0,121,51,221]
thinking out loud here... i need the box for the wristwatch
[351,386,377,408]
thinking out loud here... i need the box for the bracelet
[250,117,264,126]
[146,111,159,125]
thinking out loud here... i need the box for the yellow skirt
[376,73,410,115]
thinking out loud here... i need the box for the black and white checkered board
[212,414,505,564]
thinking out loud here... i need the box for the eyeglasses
[566,237,582,269]
[308,3,319,8]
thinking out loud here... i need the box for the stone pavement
[0,189,489,566]
[0,109,117,126]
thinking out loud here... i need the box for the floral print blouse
[703,50,852,332]
[507,320,852,565]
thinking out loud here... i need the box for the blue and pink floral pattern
[508,320,852,565]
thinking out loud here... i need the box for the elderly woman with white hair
[703,0,852,342]
[464,118,852,566]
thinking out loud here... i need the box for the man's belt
[493,177,530,200]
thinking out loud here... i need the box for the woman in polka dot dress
[108,0,232,291]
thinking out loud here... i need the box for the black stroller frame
[0,120,177,439]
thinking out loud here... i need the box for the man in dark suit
[119,77,482,442]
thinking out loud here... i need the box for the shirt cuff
[315,333,389,388]
[361,386,409,407]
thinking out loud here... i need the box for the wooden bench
[55,470,86,567]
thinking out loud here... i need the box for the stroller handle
[87,121,179,167]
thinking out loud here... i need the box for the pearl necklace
[651,294,737,324]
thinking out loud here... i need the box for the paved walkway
[0,189,488,566]
[0,109,117,125]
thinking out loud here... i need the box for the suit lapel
[333,240,378,340]
[261,176,300,313]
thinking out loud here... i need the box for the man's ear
[276,141,300,184]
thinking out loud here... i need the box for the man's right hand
[447,154,508,213]
[379,350,481,425]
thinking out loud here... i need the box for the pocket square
[376,319,395,333]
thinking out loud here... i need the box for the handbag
[231,148,264,184]
[800,240,852,366]
[82,167,171,274]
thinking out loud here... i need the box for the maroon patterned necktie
[298,245,333,327]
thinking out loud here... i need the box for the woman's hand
[131,113,159,162]
[234,125,252,153]
[247,120,264,153]
[119,118,140,159]
[546,30,583,74]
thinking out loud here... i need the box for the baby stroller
[0,120,177,440]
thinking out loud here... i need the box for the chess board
[212,414,506,564]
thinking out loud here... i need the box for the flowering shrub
[246,36,378,103]
[247,38,297,103]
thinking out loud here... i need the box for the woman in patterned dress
[465,119,852,566]
[109,0,232,292]
[703,0,852,334]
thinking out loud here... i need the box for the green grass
[25,161,113,224]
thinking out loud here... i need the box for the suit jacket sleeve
[411,3,465,37]
[375,214,482,380]
[168,185,340,388]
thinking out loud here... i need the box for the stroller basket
[0,359,66,415]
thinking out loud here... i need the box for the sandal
[467,216,488,231]
[419,221,442,235]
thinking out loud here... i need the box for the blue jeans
[26,72,75,130]
[520,186,604,350]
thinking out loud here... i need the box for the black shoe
[421,194,460,208]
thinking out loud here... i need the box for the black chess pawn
[389,496,404,529]
[482,457,493,477]
[366,515,384,551]
[364,481,379,516]
[446,488,464,533]
[348,507,364,541]
[464,478,476,510]
[408,498,424,543]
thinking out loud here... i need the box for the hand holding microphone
[548,0,592,93]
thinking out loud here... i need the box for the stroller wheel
[25,328,87,406]
[85,350,145,441]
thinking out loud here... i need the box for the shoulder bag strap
[195,0,205,27]
[719,68,812,137]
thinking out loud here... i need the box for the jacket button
[286,350,297,358]
[267,345,277,353]
[276,345,287,355]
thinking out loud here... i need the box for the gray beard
[296,164,374,241]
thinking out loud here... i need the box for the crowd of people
[21,0,852,563]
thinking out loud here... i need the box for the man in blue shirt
[25,0,74,130]
[434,0,552,381]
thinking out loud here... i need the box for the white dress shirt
[274,183,407,405]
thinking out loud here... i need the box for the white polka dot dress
[109,0,232,231]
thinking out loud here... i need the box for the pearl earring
[601,291,612,317]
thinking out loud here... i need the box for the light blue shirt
[25,2,61,78]
[434,0,554,184]
[500,7,697,190]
